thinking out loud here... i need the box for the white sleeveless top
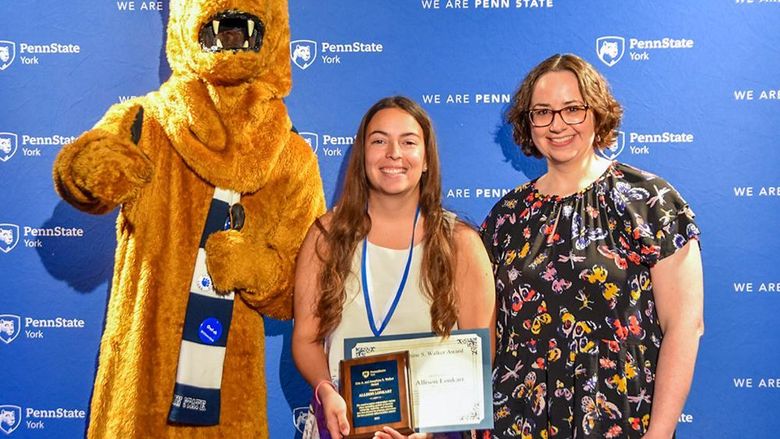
[325,240,433,388]
[302,213,457,438]
[302,241,435,439]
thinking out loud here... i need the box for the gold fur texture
[53,0,325,437]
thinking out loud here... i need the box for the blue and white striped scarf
[168,187,241,425]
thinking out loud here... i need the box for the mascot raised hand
[53,0,325,437]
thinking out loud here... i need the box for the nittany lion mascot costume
[53,0,325,437]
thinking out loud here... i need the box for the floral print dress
[480,162,700,439]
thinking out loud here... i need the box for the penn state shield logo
[596,36,625,67]
[290,40,317,70]
[0,224,20,254]
[292,406,310,434]
[599,131,625,160]
[0,405,22,435]
[299,132,319,153]
[0,133,19,162]
[0,41,15,71]
[0,315,21,345]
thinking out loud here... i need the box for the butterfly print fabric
[480,162,700,438]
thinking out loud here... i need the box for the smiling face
[364,108,427,200]
[529,70,596,167]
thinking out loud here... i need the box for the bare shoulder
[314,211,334,232]
[301,211,334,253]
[452,221,487,258]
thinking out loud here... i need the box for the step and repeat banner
[1,1,779,438]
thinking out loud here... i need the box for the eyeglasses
[526,105,590,128]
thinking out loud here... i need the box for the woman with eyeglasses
[293,96,495,439]
[480,54,703,439]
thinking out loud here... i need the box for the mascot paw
[205,230,279,297]
[71,133,153,205]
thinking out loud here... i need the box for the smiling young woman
[293,96,495,439]
[363,107,428,201]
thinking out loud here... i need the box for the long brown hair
[314,96,457,341]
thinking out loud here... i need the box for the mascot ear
[130,107,144,145]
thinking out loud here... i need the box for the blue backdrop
[1,1,779,437]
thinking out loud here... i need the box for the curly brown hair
[313,96,458,341]
[507,53,623,158]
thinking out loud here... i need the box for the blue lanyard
[361,206,421,337]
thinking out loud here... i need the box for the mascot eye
[199,11,265,53]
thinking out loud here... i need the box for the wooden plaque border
[339,351,414,439]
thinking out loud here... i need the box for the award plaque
[339,351,414,438]
[345,329,493,433]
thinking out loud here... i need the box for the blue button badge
[198,318,223,344]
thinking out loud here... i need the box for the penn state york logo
[290,40,317,70]
[598,131,625,160]
[299,132,319,153]
[0,315,21,345]
[0,224,20,254]
[596,36,625,67]
[0,133,19,162]
[0,405,22,435]
[292,406,309,434]
[0,41,15,71]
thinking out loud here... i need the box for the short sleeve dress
[480,162,700,439]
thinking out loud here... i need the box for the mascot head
[167,0,292,93]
